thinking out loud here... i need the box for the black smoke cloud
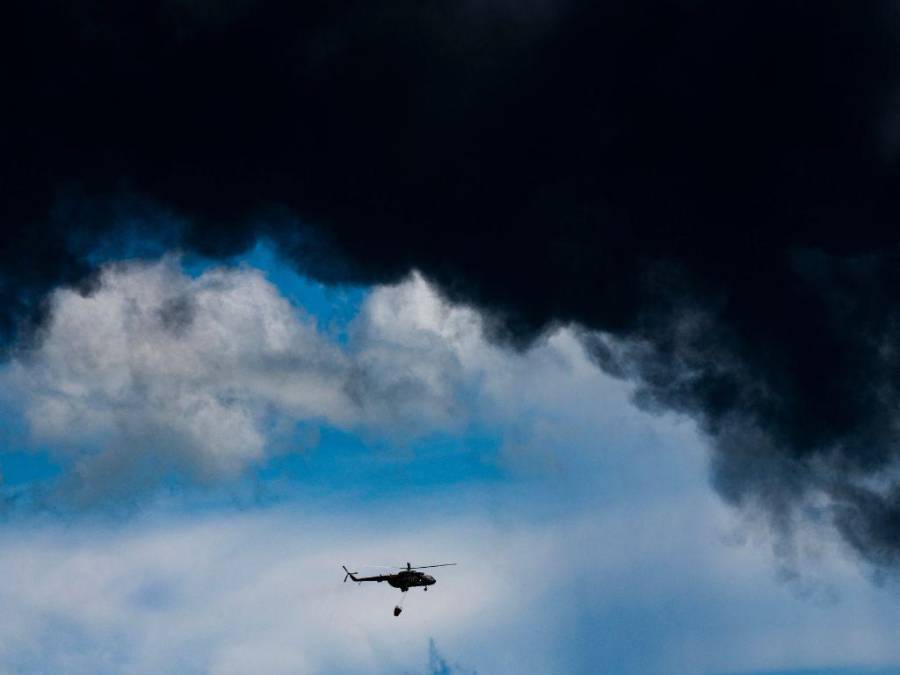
[5,1,900,566]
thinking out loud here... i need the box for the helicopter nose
[426,575,435,584]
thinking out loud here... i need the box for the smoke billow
[6,1,900,566]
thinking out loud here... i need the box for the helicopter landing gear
[423,587,427,591]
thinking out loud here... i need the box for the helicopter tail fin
[342,565,359,583]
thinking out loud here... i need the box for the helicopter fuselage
[386,571,435,590]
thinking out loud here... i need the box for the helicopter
[342,562,456,592]
[342,562,456,615]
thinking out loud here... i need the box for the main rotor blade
[358,563,458,570]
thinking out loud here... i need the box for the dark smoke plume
[6,1,900,567]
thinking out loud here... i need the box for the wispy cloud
[0,492,897,675]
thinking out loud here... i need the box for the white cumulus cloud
[1,256,666,502]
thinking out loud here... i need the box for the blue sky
[0,245,899,674]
